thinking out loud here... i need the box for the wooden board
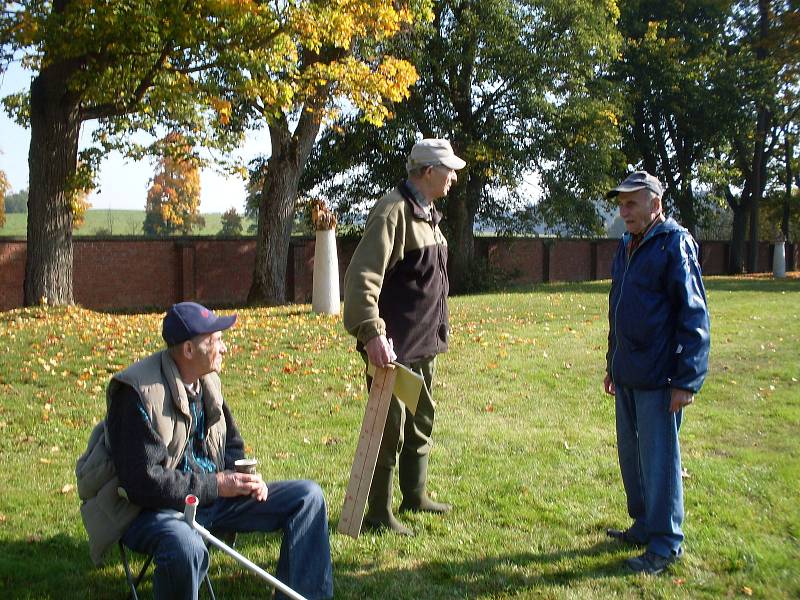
[338,366,397,538]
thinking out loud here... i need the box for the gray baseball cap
[606,171,664,198]
[406,138,466,172]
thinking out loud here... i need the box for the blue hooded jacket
[607,217,710,392]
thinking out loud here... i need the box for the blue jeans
[121,480,333,600]
[615,385,684,558]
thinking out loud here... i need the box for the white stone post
[773,240,786,278]
[312,228,340,314]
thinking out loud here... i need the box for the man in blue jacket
[603,171,710,575]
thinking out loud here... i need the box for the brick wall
[0,241,25,309]
[0,236,792,312]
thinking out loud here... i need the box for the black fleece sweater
[107,383,245,511]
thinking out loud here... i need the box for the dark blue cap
[606,170,664,198]
[162,302,237,346]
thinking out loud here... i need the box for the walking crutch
[183,495,307,600]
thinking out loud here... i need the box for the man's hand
[669,388,694,413]
[603,373,615,396]
[216,471,268,502]
[365,334,396,368]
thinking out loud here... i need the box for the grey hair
[406,164,436,177]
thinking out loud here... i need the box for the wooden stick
[338,366,397,538]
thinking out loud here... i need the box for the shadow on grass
[0,530,636,598]
[0,534,99,597]
[332,538,630,598]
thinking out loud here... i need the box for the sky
[0,63,270,214]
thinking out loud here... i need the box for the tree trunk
[727,185,748,274]
[248,110,321,305]
[442,171,482,294]
[782,134,792,240]
[24,64,81,306]
[746,0,772,272]
[674,183,697,238]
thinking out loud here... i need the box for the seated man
[78,302,333,600]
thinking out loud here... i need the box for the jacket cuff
[357,321,386,346]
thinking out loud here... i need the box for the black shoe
[606,528,647,547]
[625,550,682,575]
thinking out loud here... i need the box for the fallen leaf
[60,483,75,494]
[742,586,753,596]
[673,578,685,585]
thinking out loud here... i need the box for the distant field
[0,209,257,238]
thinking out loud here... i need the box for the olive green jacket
[343,182,450,363]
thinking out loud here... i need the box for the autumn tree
[143,133,204,237]
[0,169,9,227]
[0,2,275,305]
[227,0,429,305]
[303,0,623,292]
[219,207,243,236]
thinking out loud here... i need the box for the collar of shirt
[404,179,432,217]
[184,381,201,401]
[628,213,665,257]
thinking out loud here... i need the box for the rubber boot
[363,466,413,536]
[398,453,451,514]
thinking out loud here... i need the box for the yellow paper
[366,361,423,414]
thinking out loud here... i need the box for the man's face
[191,331,227,375]
[617,189,660,234]
[430,165,458,199]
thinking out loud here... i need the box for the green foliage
[760,186,800,242]
[3,189,28,214]
[610,0,738,231]
[218,207,243,237]
[303,0,624,237]
[0,278,798,597]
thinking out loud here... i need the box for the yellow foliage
[0,169,9,228]
[69,189,92,229]
[209,96,232,125]
[145,133,203,235]
[599,108,619,126]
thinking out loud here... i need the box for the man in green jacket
[343,138,466,535]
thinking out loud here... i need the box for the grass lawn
[0,276,798,598]
[0,210,256,238]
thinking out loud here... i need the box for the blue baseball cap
[162,302,237,346]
